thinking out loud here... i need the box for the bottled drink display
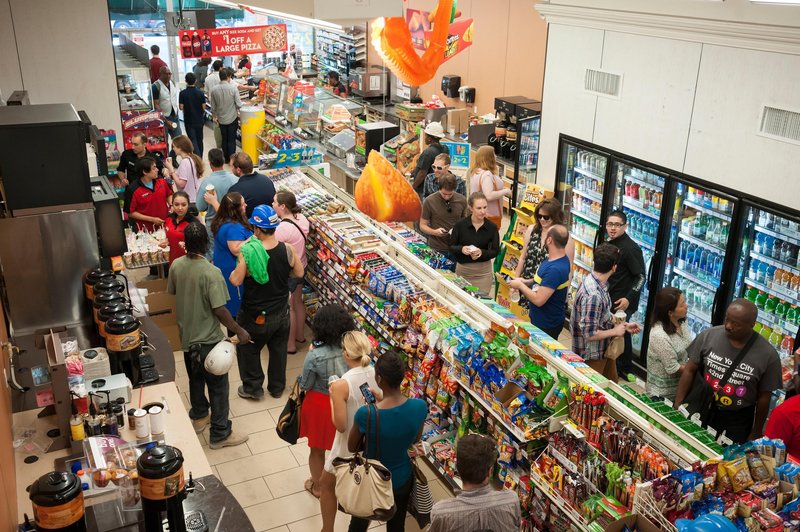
[737,208,800,356]
[613,163,665,355]
[559,145,608,317]
[663,183,734,331]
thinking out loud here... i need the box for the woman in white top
[468,145,511,228]
[646,286,693,401]
[164,135,204,204]
[318,331,380,532]
[273,191,310,354]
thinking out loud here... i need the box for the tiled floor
[174,324,441,532]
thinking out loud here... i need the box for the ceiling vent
[584,68,623,99]
[758,105,800,145]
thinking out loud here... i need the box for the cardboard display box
[138,278,180,351]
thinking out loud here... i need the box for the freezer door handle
[711,285,723,325]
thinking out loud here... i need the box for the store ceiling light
[204,0,345,32]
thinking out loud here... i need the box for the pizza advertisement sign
[178,25,288,59]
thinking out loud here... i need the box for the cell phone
[360,383,376,404]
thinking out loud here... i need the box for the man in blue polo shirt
[509,224,571,340]
[228,152,275,218]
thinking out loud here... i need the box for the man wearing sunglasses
[422,153,467,199]
[420,173,468,267]
[604,210,646,382]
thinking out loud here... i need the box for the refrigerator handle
[711,286,723,325]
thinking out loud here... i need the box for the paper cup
[148,406,164,435]
[206,184,215,192]
[133,409,149,438]
[614,311,626,324]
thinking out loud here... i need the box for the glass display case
[117,77,152,112]
[264,74,291,116]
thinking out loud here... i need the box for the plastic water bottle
[759,210,768,228]
[748,259,759,281]
[698,250,709,280]
[714,255,724,283]
[686,244,696,273]
[755,233,766,255]
[678,241,688,270]
[758,262,769,284]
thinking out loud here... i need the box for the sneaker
[191,414,210,434]
[626,373,637,383]
[209,431,249,449]
[238,385,263,400]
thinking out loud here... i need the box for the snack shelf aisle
[281,166,722,530]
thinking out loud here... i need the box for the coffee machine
[138,445,188,532]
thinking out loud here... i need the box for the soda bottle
[782,335,795,357]
[772,239,782,260]
[712,194,719,211]
[745,287,758,303]
[781,242,792,265]
[687,187,696,203]
[753,322,763,334]
[758,262,769,284]
[755,291,768,309]
[704,192,713,210]
[792,274,800,292]
[759,210,768,228]
[760,325,772,341]
[775,299,788,319]
[191,31,202,57]
[755,233,765,255]
[202,30,212,54]
[765,295,778,315]
[769,330,782,349]
[181,32,193,57]
[782,270,792,288]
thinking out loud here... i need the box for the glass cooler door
[609,161,667,357]
[736,206,800,357]
[663,182,737,336]
[557,141,610,312]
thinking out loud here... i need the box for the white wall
[536,1,800,211]
[0,0,121,134]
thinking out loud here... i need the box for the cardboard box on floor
[604,514,660,532]
[138,278,181,351]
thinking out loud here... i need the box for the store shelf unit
[285,166,722,530]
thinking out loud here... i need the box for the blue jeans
[185,343,232,443]
[185,124,204,155]
[165,112,182,140]
[236,306,290,396]
[219,119,238,162]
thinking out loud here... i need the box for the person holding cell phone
[319,330,380,532]
[449,192,500,298]
[298,304,357,499]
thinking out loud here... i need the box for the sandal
[304,478,320,498]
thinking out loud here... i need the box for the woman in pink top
[164,135,204,204]
[274,191,310,354]
[468,145,511,228]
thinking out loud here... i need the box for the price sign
[441,141,470,174]
[274,148,303,168]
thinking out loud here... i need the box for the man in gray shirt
[196,148,238,259]
[209,68,242,162]
[429,434,520,532]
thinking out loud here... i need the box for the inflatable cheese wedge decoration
[355,151,422,222]
[371,0,454,87]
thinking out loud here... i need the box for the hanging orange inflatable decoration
[371,0,456,87]
[355,150,421,222]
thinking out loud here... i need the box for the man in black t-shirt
[179,72,207,156]
[230,205,304,399]
[604,210,645,382]
[117,131,164,186]
[228,153,275,218]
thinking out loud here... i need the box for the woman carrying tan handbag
[468,146,512,229]
[342,351,427,532]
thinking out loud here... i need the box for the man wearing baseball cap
[230,205,305,399]
[412,121,447,197]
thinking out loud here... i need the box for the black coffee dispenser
[29,471,87,531]
[137,445,187,532]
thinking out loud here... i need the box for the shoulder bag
[683,332,758,424]
[275,377,304,444]
[407,455,433,528]
[332,404,396,521]
[280,217,307,244]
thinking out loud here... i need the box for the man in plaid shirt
[571,243,640,382]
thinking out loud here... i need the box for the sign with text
[441,140,470,176]
[178,25,288,59]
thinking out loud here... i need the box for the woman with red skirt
[299,304,356,498]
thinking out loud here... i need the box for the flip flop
[304,478,320,499]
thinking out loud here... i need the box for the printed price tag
[706,426,718,438]
[677,405,691,418]
[690,412,702,426]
